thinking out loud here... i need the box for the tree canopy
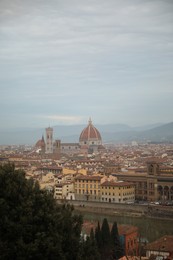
[0,164,125,260]
[0,164,83,259]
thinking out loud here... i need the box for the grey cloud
[0,0,173,128]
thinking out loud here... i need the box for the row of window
[77,184,98,188]
[55,188,69,192]
[102,198,116,202]
[77,180,98,183]
[102,186,133,190]
[102,196,134,200]
[102,192,134,196]
[77,189,97,195]
[76,184,134,190]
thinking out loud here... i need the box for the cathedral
[35,119,105,156]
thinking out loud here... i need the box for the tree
[78,228,101,260]
[95,221,103,249]
[101,218,111,245]
[100,218,112,260]
[111,222,125,260]
[0,164,83,259]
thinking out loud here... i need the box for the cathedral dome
[79,119,102,146]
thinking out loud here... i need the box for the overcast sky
[0,0,173,129]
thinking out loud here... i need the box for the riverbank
[72,205,173,243]
[56,200,173,241]
[64,200,173,221]
[73,204,173,220]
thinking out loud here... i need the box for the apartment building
[100,181,135,203]
[54,182,74,200]
[75,175,102,201]
[75,174,135,203]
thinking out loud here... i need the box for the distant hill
[101,122,173,143]
[0,124,133,145]
[0,122,173,145]
[138,122,173,142]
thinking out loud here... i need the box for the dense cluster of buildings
[1,119,173,259]
[0,119,173,205]
[54,173,135,203]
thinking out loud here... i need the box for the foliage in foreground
[0,164,124,260]
[95,218,125,260]
[0,164,85,259]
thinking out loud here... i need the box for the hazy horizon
[0,121,167,132]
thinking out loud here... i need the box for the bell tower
[45,127,53,154]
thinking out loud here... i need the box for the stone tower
[45,127,53,154]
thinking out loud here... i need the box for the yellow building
[54,182,75,200]
[101,181,135,203]
[75,175,102,201]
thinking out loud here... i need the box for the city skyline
[0,0,173,130]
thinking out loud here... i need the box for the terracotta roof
[82,221,138,237]
[145,235,173,253]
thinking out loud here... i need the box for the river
[76,210,173,243]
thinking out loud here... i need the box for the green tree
[101,218,111,245]
[78,228,100,260]
[100,218,112,260]
[95,221,102,248]
[111,222,125,260]
[0,164,83,260]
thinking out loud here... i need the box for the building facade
[113,162,173,202]
[119,225,139,257]
[74,174,135,203]
[100,181,135,203]
[75,175,102,201]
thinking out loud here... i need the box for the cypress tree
[100,218,112,260]
[110,221,119,244]
[101,218,111,245]
[95,221,102,248]
[111,222,125,260]
[78,228,100,260]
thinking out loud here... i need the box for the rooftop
[145,235,173,253]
